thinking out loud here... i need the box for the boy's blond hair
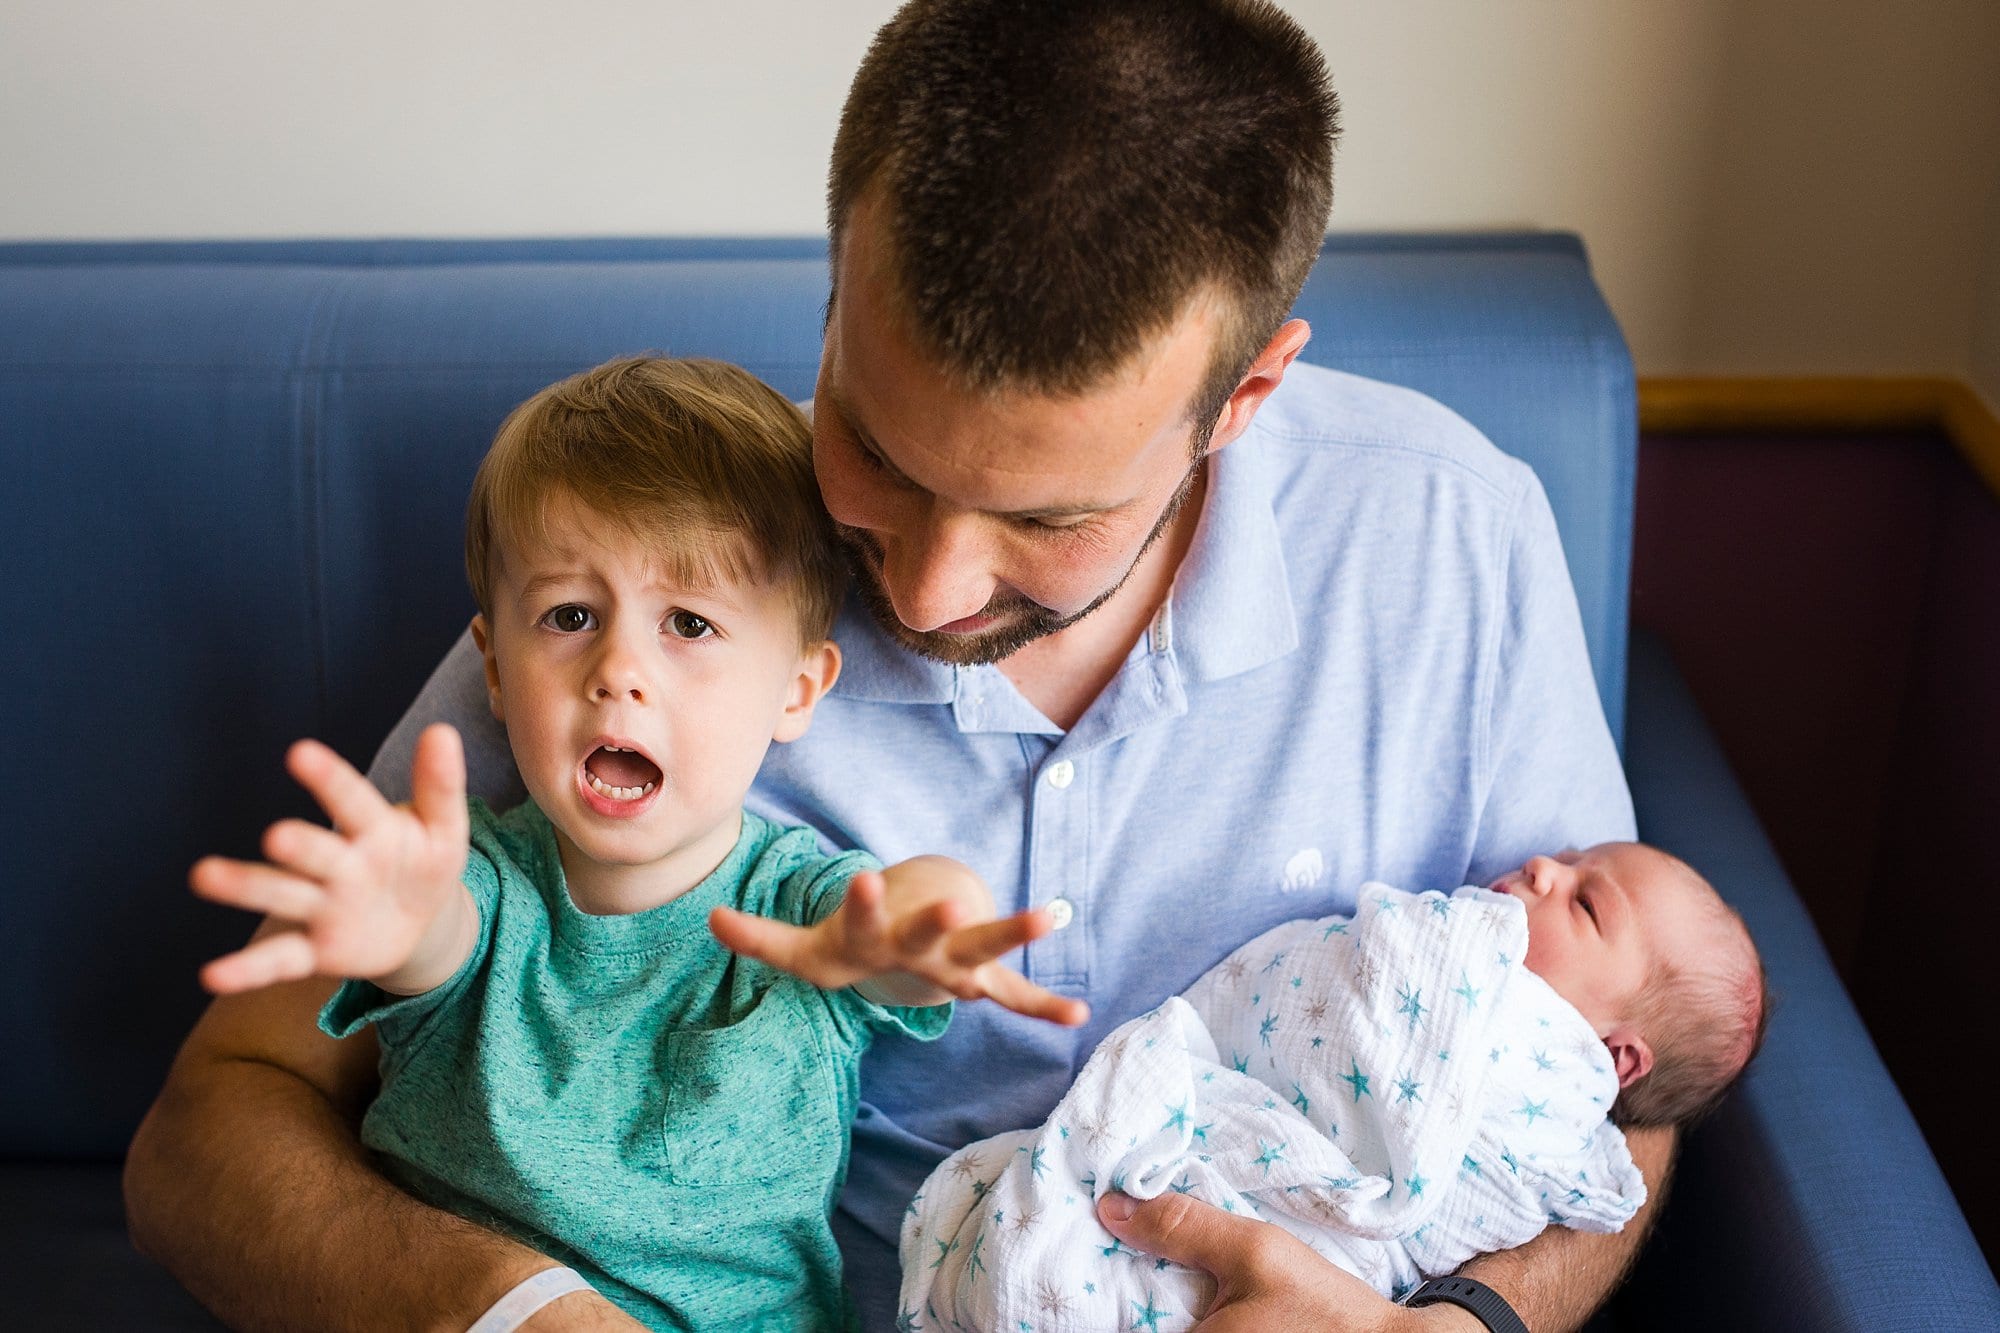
[465,356,844,644]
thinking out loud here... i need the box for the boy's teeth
[586,773,657,801]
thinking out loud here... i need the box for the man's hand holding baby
[710,858,1090,1027]
[190,723,477,998]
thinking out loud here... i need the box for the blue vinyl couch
[1,235,1993,1330]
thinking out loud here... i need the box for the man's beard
[837,455,1206,668]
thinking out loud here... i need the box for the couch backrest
[0,234,1634,1157]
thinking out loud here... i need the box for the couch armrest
[1612,630,1997,1330]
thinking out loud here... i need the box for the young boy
[189,356,1086,1332]
[900,841,1766,1330]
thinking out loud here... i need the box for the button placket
[1024,751,1086,986]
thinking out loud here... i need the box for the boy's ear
[773,639,842,744]
[1602,1024,1655,1090]
[470,615,505,723]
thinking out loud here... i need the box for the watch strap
[1399,1275,1531,1333]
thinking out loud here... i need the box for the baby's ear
[1602,1025,1654,1090]
[773,639,842,743]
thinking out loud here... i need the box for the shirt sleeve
[1469,471,1637,886]
[316,833,502,1057]
[779,848,954,1047]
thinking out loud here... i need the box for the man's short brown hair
[465,356,843,644]
[828,0,1339,436]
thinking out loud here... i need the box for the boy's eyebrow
[826,389,1121,522]
[514,570,592,603]
[513,568,747,610]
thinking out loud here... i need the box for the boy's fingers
[199,931,319,994]
[839,871,891,941]
[260,819,351,883]
[980,967,1090,1027]
[709,908,855,988]
[190,856,327,921]
[890,899,964,957]
[286,739,388,836]
[942,909,1051,968]
[409,724,469,839]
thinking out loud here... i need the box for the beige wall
[4,0,1998,380]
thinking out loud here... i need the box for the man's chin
[856,583,1056,665]
[839,541,1064,665]
[881,613,1051,667]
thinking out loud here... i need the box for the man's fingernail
[1100,1193,1136,1222]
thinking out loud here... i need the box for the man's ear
[1205,317,1311,456]
[1602,1025,1655,1090]
[773,639,842,744]
[470,615,505,724]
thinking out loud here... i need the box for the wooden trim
[1638,375,2000,499]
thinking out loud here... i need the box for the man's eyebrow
[827,389,1119,521]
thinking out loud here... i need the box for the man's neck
[999,468,1208,730]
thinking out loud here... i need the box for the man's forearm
[123,977,639,1332]
[1449,1125,1677,1332]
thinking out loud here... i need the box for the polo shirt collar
[826,595,956,704]
[1167,432,1299,682]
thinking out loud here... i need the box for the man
[126,2,1667,1329]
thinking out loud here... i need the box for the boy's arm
[710,856,1089,1026]
[123,949,644,1332]
[192,726,475,997]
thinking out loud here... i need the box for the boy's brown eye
[668,611,713,640]
[546,605,593,633]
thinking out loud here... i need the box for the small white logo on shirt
[1281,848,1324,892]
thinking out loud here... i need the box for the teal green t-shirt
[319,800,951,1332]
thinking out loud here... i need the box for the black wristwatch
[1399,1276,1530,1333]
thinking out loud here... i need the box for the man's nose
[881,509,1000,632]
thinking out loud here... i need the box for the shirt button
[1045,760,1076,789]
[1046,898,1076,930]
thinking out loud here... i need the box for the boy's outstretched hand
[189,723,475,996]
[709,856,1089,1027]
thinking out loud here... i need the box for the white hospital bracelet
[465,1266,593,1333]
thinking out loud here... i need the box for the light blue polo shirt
[373,360,1634,1311]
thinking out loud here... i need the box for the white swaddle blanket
[899,885,1645,1332]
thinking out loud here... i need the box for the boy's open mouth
[582,744,663,802]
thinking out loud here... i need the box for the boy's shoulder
[731,810,878,928]
[466,796,559,887]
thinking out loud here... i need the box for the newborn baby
[899,843,1765,1331]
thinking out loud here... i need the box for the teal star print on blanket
[900,885,1644,1331]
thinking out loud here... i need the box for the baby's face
[1488,843,1709,1034]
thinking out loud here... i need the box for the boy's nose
[588,637,651,703]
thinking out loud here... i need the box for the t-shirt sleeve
[316,834,501,1053]
[1469,472,1637,886]
[779,848,954,1047]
